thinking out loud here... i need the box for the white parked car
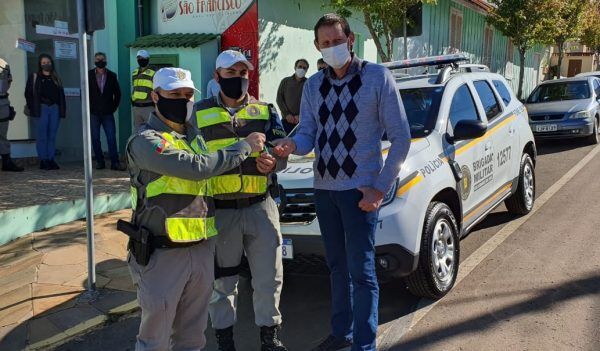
[276,55,537,299]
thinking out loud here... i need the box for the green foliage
[580,1,600,54]
[327,0,437,62]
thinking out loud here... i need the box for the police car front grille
[530,113,565,121]
[279,188,317,224]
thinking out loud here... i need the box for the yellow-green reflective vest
[130,132,216,243]
[131,67,156,104]
[195,103,270,196]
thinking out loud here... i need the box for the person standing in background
[206,73,220,98]
[0,57,24,172]
[131,50,156,129]
[317,58,328,71]
[276,59,309,134]
[88,52,124,170]
[25,54,66,170]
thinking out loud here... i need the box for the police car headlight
[382,179,399,207]
[569,110,591,119]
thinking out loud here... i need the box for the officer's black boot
[260,325,287,351]
[1,154,24,172]
[215,326,236,351]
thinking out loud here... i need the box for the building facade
[549,41,600,78]
[0,0,548,161]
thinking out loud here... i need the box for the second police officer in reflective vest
[131,50,156,129]
[123,67,266,350]
[192,50,288,351]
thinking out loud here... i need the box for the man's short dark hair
[94,52,106,59]
[317,58,325,65]
[295,59,309,68]
[314,13,352,41]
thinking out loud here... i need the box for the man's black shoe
[96,161,106,170]
[311,335,352,351]
[39,160,49,170]
[110,163,126,171]
[215,326,236,351]
[48,160,60,170]
[260,325,287,351]
[1,156,24,172]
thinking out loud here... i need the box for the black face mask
[41,64,52,71]
[218,75,249,100]
[95,61,107,69]
[156,95,190,125]
[137,58,149,67]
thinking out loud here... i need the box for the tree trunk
[556,40,564,78]
[363,10,389,62]
[518,47,526,100]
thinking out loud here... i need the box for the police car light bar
[383,54,470,71]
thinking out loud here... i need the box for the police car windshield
[399,87,444,138]
[527,81,590,103]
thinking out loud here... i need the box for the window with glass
[474,80,501,121]
[399,87,444,138]
[448,84,480,130]
[527,81,591,103]
[493,80,512,105]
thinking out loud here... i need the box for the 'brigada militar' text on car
[526,76,600,144]
[276,55,537,299]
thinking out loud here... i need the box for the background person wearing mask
[273,14,411,351]
[125,67,266,351]
[192,50,288,351]
[317,58,328,71]
[25,54,66,170]
[276,58,309,134]
[88,52,124,170]
[0,57,24,172]
[131,50,156,129]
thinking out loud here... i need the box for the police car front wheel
[505,153,536,215]
[406,202,460,299]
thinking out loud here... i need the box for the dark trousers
[315,189,379,351]
[91,113,119,165]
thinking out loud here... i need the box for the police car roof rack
[383,54,470,84]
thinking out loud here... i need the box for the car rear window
[399,87,444,138]
[527,81,590,103]
[493,80,512,105]
[474,80,502,121]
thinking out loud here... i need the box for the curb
[24,300,140,351]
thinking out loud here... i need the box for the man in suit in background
[88,52,124,170]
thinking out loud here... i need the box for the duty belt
[214,195,266,209]
[0,94,8,99]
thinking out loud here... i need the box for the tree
[580,1,600,70]
[327,0,437,62]
[551,0,589,78]
[487,0,559,99]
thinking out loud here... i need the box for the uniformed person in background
[0,57,24,172]
[124,67,266,350]
[192,50,288,351]
[131,50,156,129]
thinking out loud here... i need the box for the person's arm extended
[291,83,316,155]
[266,104,288,172]
[373,68,411,194]
[129,130,253,181]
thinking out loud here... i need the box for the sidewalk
[0,163,130,245]
[0,209,137,351]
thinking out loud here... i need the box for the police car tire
[585,117,599,145]
[505,153,535,215]
[406,202,460,299]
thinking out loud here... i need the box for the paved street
[53,139,600,351]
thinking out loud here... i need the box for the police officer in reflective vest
[131,50,156,129]
[192,50,288,351]
[0,57,23,172]
[124,67,266,350]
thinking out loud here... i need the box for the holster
[269,173,280,199]
[117,219,154,266]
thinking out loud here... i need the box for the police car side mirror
[449,120,487,143]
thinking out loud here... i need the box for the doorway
[567,59,582,77]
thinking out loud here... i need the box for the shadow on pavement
[536,139,590,156]
[388,273,600,351]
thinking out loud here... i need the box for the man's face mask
[137,58,149,67]
[218,74,249,100]
[156,94,193,125]
[95,60,107,69]
[320,42,351,69]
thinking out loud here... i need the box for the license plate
[535,124,558,132]
[282,239,293,259]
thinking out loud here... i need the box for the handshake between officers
[120,52,289,351]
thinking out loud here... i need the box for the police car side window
[493,80,512,105]
[449,84,479,130]
[474,80,502,121]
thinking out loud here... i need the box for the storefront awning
[126,33,218,48]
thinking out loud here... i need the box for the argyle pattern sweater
[293,55,411,194]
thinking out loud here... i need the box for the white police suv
[276,55,536,299]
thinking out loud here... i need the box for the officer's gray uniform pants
[0,121,10,155]
[128,239,215,351]
[209,197,283,329]
[132,106,155,130]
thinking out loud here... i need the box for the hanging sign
[54,40,78,60]
[16,38,36,53]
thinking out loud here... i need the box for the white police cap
[136,50,150,58]
[153,67,197,92]
[215,50,254,70]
